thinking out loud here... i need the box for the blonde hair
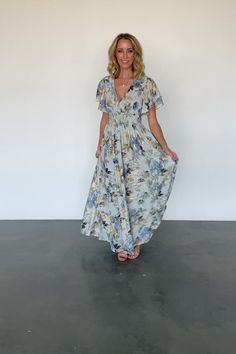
[107,33,145,79]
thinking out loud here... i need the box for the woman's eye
[117,49,133,53]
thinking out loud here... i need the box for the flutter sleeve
[96,78,108,112]
[141,77,164,115]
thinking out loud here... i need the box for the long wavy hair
[107,33,145,79]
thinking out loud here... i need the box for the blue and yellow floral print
[81,74,178,254]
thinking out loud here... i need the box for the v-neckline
[111,76,135,103]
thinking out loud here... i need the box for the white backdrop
[0,0,235,220]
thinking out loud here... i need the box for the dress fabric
[81,74,178,254]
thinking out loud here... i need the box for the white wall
[0,0,235,220]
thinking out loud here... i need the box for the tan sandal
[127,245,141,260]
[116,251,128,262]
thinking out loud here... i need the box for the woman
[81,33,179,262]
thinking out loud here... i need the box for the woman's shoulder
[142,75,157,85]
[141,75,160,93]
[97,75,111,86]
[135,74,157,89]
[96,76,111,100]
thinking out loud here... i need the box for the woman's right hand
[95,145,101,159]
[163,145,179,161]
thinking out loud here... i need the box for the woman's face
[115,39,135,70]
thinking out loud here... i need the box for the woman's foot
[116,250,128,262]
[127,245,141,260]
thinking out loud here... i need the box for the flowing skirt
[81,121,178,254]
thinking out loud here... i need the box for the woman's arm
[95,112,109,158]
[147,106,179,161]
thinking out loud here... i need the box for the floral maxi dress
[81,74,178,254]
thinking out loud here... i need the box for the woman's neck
[118,68,133,79]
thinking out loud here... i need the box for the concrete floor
[0,220,236,354]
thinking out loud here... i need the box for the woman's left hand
[163,146,179,161]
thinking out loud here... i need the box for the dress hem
[80,219,163,253]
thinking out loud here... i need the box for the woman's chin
[119,63,132,70]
